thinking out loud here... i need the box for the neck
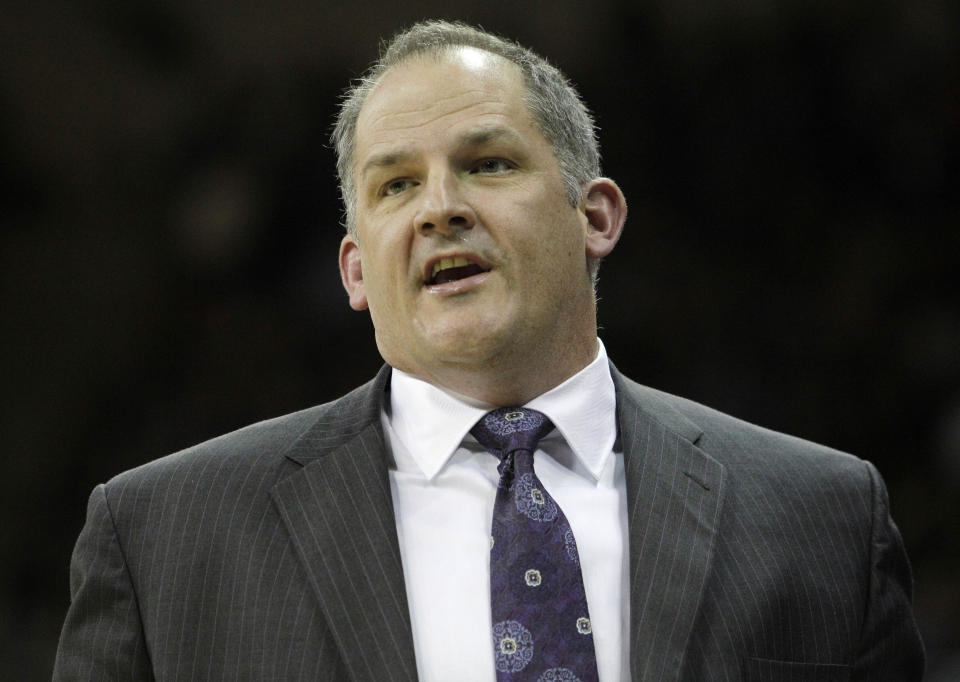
[411,334,599,406]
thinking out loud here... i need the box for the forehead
[355,48,536,159]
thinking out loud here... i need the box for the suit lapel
[613,369,727,681]
[270,367,418,682]
[268,363,725,681]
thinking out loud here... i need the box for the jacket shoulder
[615,372,870,484]
[104,369,388,495]
[106,403,319,493]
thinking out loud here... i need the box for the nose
[414,171,476,235]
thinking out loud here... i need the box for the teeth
[431,256,471,278]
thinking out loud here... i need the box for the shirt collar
[388,339,617,482]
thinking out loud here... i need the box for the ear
[581,178,627,260]
[339,235,369,311]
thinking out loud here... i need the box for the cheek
[530,208,586,260]
[356,256,397,317]
[359,224,411,284]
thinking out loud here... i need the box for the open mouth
[426,256,490,285]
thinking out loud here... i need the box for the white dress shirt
[383,340,629,681]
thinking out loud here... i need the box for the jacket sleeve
[853,461,925,681]
[53,484,154,681]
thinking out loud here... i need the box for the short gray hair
[331,20,601,237]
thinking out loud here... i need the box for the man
[55,20,923,681]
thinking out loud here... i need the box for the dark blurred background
[2,0,957,678]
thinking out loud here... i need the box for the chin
[376,324,495,371]
[426,323,514,365]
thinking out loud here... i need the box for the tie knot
[471,407,554,459]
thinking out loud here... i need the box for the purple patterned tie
[471,407,599,682]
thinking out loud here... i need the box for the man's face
[340,48,600,386]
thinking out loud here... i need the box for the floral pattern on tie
[515,473,559,522]
[492,619,534,673]
[538,669,581,682]
[472,407,599,682]
[563,526,580,566]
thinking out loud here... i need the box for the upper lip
[422,253,491,284]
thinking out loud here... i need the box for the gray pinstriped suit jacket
[54,364,924,680]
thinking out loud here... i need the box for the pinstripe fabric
[55,363,923,681]
[55,368,404,681]
[618,382,725,681]
[270,423,416,681]
[744,658,853,681]
[615,371,923,680]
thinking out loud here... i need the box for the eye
[471,158,513,174]
[382,178,417,196]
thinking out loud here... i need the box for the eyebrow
[359,148,418,179]
[358,125,525,179]
[453,125,524,148]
